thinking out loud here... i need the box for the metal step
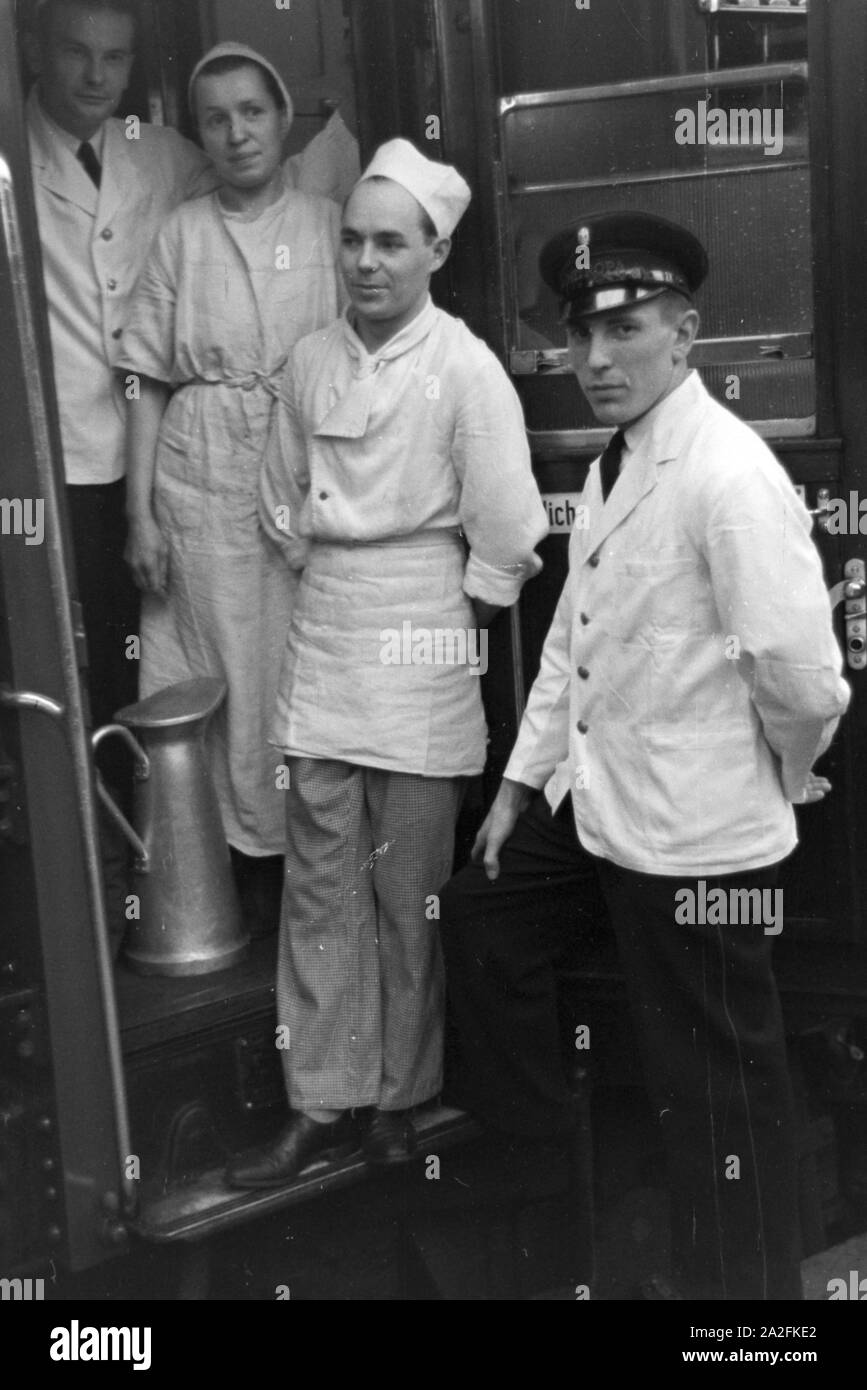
[131,1106,480,1243]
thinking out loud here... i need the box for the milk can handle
[90,724,150,872]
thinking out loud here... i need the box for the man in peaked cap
[438,211,850,1299]
[226,139,547,1186]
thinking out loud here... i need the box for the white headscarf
[187,42,294,128]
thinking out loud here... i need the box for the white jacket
[505,370,851,876]
[28,88,358,487]
[27,88,212,484]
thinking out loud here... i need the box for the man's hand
[125,513,169,596]
[471,777,534,881]
[793,771,832,804]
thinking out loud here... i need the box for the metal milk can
[94,677,249,976]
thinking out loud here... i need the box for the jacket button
[112,328,122,340]
[107,278,117,291]
[577,720,589,735]
[577,666,589,680]
[318,491,329,500]
[101,228,114,241]
[588,554,600,567]
[580,612,590,625]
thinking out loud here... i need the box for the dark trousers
[67,480,140,954]
[439,793,802,1300]
[66,479,140,749]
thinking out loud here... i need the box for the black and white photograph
[0,0,865,1353]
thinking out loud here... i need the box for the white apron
[271,531,488,777]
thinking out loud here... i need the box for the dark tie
[77,140,102,188]
[599,429,625,503]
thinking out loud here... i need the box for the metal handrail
[499,61,808,115]
[0,154,135,1215]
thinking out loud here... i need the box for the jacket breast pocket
[622,555,706,632]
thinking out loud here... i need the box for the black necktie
[77,141,102,188]
[599,429,625,503]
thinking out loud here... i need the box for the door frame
[0,0,131,1274]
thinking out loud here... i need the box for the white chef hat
[187,42,294,128]
[357,138,471,238]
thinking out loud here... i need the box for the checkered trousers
[276,757,464,1111]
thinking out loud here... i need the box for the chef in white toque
[226,137,548,1186]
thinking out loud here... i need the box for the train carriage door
[353,0,865,947]
[0,0,131,1276]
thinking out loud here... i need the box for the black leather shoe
[225,1112,357,1189]
[361,1108,418,1166]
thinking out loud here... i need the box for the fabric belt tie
[201,361,290,400]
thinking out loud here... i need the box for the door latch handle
[807,487,833,532]
[0,686,64,719]
[840,559,866,671]
[828,576,866,608]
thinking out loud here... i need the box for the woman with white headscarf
[120,44,342,924]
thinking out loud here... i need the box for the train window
[493,0,814,445]
[699,1,809,72]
